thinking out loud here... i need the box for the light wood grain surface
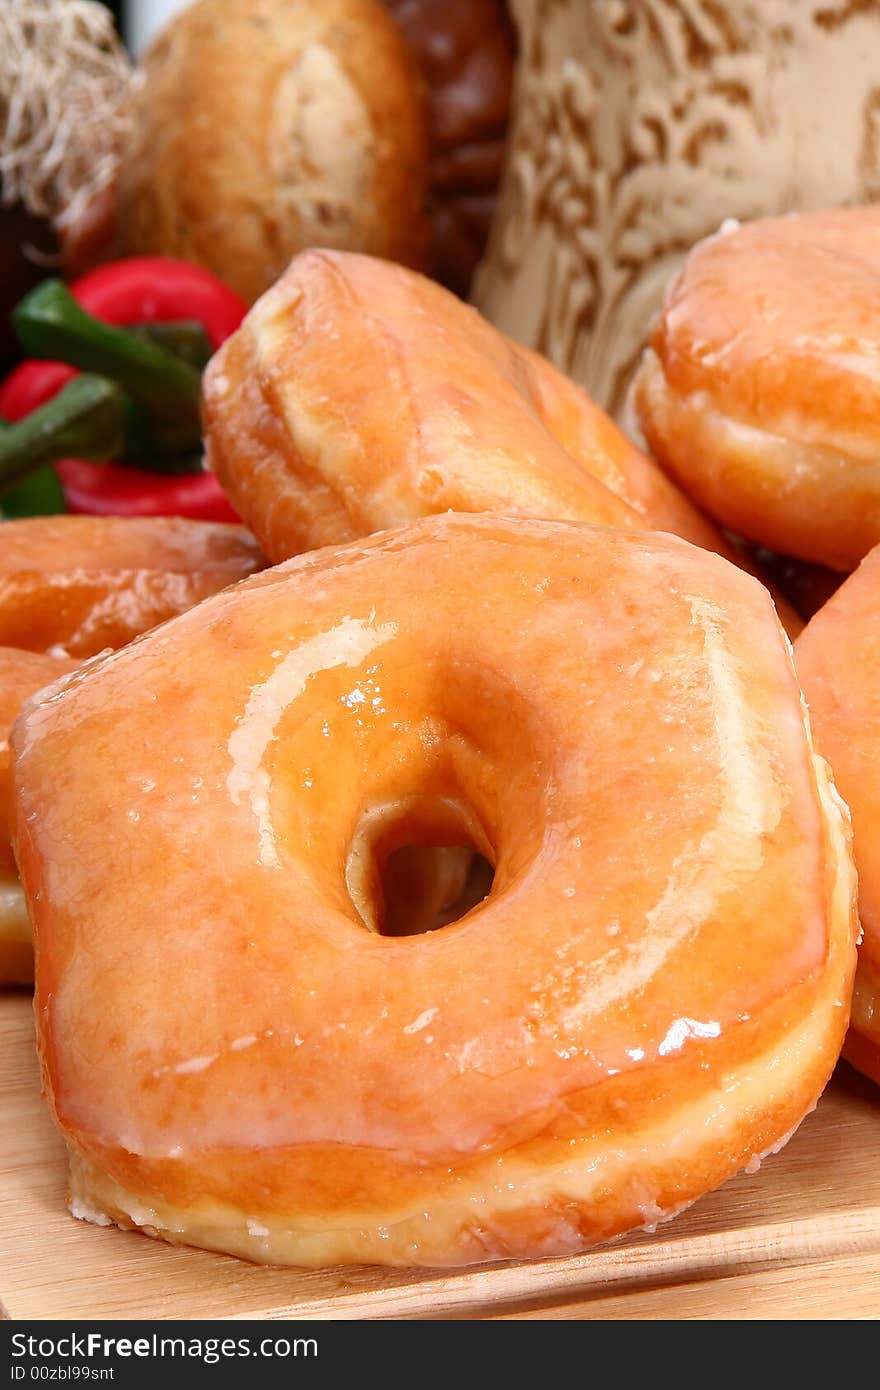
[1,992,878,1321]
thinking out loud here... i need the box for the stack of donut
[6,211,878,1270]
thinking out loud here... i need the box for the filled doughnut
[633,207,880,572]
[202,249,727,560]
[203,249,802,634]
[13,514,855,1267]
[796,545,880,1084]
[0,516,264,984]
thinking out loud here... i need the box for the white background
[124,0,191,55]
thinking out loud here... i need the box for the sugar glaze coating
[14,515,855,1266]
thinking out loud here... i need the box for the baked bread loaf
[383,0,516,294]
[117,0,432,303]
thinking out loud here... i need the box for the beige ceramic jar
[475,0,880,418]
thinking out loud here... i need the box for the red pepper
[0,360,77,420]
[72,258,247,351]
[55,459,239,522]
[0,352,239,522]
[1,258,247,521]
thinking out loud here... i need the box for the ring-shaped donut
[13,514,855,1266]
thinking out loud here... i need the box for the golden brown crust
[118,0,432,302]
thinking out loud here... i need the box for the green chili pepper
[0,464,67,517]
[131,320,214,371]
[0,375,124,497]
[13,281,202,453]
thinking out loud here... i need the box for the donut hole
[345,794,496,936]
[380,844,495,937]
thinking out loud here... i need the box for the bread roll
[383,0,516,294]
[118,0,432,302]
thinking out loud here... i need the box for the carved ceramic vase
[475,0,880,418]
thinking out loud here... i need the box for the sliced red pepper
[71,258,247,350]
[0,258,247,522]
[0,363,236,521]
[55,460,239,522]
[0,360,76,420]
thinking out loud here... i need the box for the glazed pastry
[796,545,880,1084]
[204,249,731,561]
[118,0,432,303]
[203,248,802,634]
[0,516,263,657]
[634,207,880,572]
[0,649,76,984]
[14,514,855,1267]
[0,516,264,984]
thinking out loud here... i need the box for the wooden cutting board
[2,992,878,1321]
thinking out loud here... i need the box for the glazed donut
[203,249,727,560]
[634,207,880,572]
[796,545,880,1084]
[0,516,264,984]
[13,514,855,1267]
[0,650,76,984]
[0,516,264,657]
